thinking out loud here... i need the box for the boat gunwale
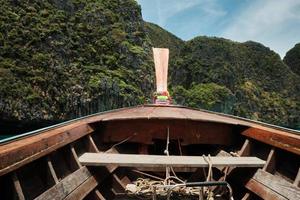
[1,104,299,145]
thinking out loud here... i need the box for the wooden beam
[213,139,252,193]
[70,144,82,168]
[35,166,92,200]
[214,140,251,188]
[239,139,251,156]
[0,124,94,176]
[294,167,300,187]
[242,127,300,155]
[120,175,131,186]
[241,192,251,200]
[12,172,25,200]
[46,157,59,184]
[93,189,106,200]
[112,174,126,193]
[246,169,300,200]
[79,153,265,168]
[87,135,100,153]
[263,148,276,173]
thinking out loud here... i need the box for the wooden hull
[0,105,299,200]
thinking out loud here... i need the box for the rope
[223,166,229,181]
[163,127,185,187]
[203,155,214,199]
[164,126,170,186]
[132,169,164,181]
[223,151,238,181]
[203,155,213,182]
[107,132,137,151]
[125,127,233,199]
[126,178,234,199]
[126,178,202,197]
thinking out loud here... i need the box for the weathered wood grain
[79,153,265,168]
[294,167,300,187]
[12,172,25,200]
[64,175,98,200]
[0,124,94,176]
[263,148,276,173]
[93,189,106,200]
[87,135,100,153]
[242,127,300,155]
[35,167,91,200]
[46,157,59,184]
[246,169,300,200]
[70,144,82,168]
[246,178,286,200]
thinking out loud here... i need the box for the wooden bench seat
[35,167,97,200]
[78,153,265,168]
[246,169,300,200]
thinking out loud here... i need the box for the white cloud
[154,0,201,25]
[222,0,300,57]
[139,0,300,57]
[139,0,227,26]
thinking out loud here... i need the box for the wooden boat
[0,48,299,200]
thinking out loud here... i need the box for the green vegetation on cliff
[171,37,299,128]
[145,22,184,57]
[0,1,299,130]
[0,0,153,121]
[284,43,300,76]
[146,23,300,129]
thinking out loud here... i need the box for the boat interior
[0,105,299,200]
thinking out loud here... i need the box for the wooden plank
[246,169,300,200]
[216,150,232,171]
[12,172,25,200]
[242,127,300,155]
[0,124,94,176]
[79,153,265,168]
[216,150,232,157]
[35,166,92,200]
[135,167,197,172]
[104,148,119,173]
[246,179,286,200]
[65,175,98,200]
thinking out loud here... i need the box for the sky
[137,0,300,58]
